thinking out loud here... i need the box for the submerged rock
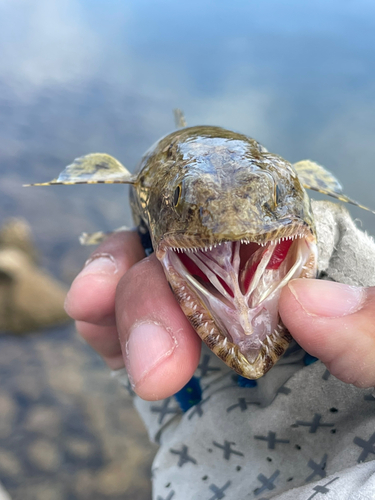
[0,218,70,334]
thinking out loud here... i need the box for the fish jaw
[157,226,318,379]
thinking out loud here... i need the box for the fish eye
[173,184,182,207]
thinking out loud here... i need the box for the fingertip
[65,273,117,324]
[279,280,301,321]
[280,280,375,387]
[134,360,199,401]
[129,330,201,401]
[279,280,335,355]
[65,230,145,325]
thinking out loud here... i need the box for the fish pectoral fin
[294,159,344,193]
[24,153,137,186]
[173,109,187,129]
[79,226,131,246]
[294,159,375,214]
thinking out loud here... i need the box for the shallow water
[0,1,375,498]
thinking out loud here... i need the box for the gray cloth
[114,201,375,500]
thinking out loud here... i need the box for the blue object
[237,375,257,388]
[174,376,202,412]
[304,352,319,365]
[138,225,154,256]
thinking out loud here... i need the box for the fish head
[134,126,318,378]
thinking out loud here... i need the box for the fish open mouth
[158,226,317,378]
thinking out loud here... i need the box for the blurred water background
[0,1,375,499]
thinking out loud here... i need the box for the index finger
[65,230,145,326]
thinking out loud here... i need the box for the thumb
[279,279,375,388]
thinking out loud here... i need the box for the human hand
[64,231,375,401]
[279,279,375,388]
[64,231,201,400]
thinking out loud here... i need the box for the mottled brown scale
[27,123,375,379]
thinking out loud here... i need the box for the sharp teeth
[204,322,209,328]
[199,314,204,321]
[223,337,227,347]
[210,328,215,335]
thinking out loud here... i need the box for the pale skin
[64,230,375,401]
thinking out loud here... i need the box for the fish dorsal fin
[294,159,375,214]
[25,153,137,187]
[174,109,187,129]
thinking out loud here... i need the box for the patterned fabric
[114,201,375,500]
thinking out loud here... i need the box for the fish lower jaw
[159,234,317,378]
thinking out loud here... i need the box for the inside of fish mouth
[164,234,316,362]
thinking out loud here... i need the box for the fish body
[27,123,374,378]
